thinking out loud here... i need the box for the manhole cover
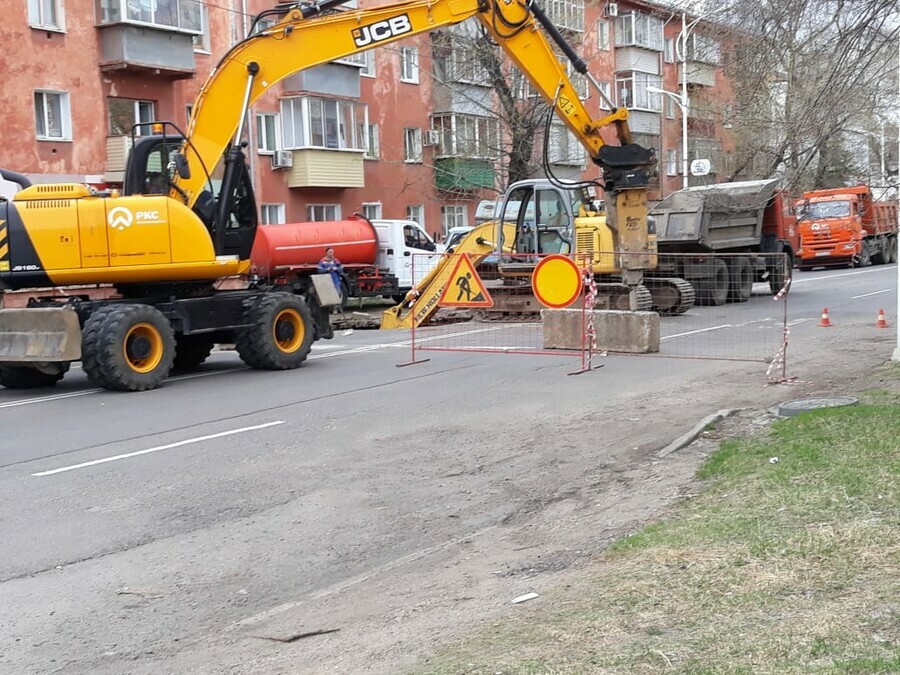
[778,396,859,417]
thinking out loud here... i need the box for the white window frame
[364,123,379,159]
[596,20,610,51]
[664,37,675,64]
[431,113,499,160]
[96,0,202,34]
[261,204,285,224]
[406,205,424,226]
[615,72,663,111]
[280,96,368,152]
[185,104,193,127]
[400,46,419,84]
[548,123,586,167]
[441,205,468,233]
[665,96,676,120]
[546,0,584,33]
[666,149,678,176]
[362,202,383,220]
[34,90,72,141]
[404,128,423,163]
[192,4,210,52]
[614,11,664,52]
[598,82,613,110]
[108,98,155,136]
[360,50,376,78]
[28,0,64,31]
[307,204,341,221]
[256,113,280,154]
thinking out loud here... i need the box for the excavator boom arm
[177,0,625,207]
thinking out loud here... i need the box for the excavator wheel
[647,278,695,316]
[0,363,70,389]
[695,258,730,306]
[726,257,753,303]
[82,304,176,392]
[172,335,215,373]
[236,293,314,370]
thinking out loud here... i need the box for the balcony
[286,149,364,188]
[98,23,195,79]
[680,61,716,87]
[434,158,494,192]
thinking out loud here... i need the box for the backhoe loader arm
[176,0,652,208]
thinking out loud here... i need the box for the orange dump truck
[797,186,898,269]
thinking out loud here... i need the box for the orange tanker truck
[796,185,898,270]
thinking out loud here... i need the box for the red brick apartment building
[0,0,734,239]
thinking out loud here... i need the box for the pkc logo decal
[108,206,133,231]
[352,14,412,48]
[108,206,162,231]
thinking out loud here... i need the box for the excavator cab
[499,182,573,258]
[123,133,258,261]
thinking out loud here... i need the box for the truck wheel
[885,238,896,264]
[172,335,215,373]
[82,304,175,392]
[768,254,792,295]
[0,363,70,389]
[871,239,886,265]
[727,256,753,303]
[235,293,313,370]
[695,258,729,306]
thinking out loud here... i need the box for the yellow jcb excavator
[0,0,657,391]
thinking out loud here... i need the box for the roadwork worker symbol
[438,253,493,308]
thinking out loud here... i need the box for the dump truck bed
[652,179,780,252]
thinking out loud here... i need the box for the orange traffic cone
[818,308,833,327]
[875,309,889,328]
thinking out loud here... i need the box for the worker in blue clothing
[317,247,344,311]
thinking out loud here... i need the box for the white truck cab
[370,219,439,291]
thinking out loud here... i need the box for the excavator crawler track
[646,277,695,316]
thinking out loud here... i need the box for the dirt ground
[114,323,898,675]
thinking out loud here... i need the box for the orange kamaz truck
[797,185,898,270]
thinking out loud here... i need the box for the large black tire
[172,335,215,373]
[885,237,896,264]
[695,258,730,306]
[727,256,753,303]
[871,239,886,265]
[82,304,176,392]
[768,253,792,295]
[0,363,70,389]
[235,293,314,370]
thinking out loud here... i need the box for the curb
[655,408,739,459]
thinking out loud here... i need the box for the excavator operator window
[143,142,181,195]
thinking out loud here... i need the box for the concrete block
[541,309,660,354]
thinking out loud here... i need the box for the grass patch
[414,406,900,674]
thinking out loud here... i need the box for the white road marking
[790,266,896,285]
[851,289,891,299]
[31,421,285,477]
[662,317,777,341]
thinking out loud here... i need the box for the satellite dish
[690,159,711,176]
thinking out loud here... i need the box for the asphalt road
[1,263,897,673]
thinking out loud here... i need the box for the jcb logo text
[352,15,412,48]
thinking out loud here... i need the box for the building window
[108,98,154,136]
[546,0,584,33]
[363,123,379,159]
[97,0,202,32]
[548,124,586,166]
[307,204,341,221]
[441,205,468,232]
[666,149,678,176]
[362,203,382,220]
[256,113,279,154]
[192,4,209,51]
[261,204,285,224]
[334,51,367,68]
[664,37,675,64]
[431,114,499,159]
[432,34,491,85]
[686,34,720,65]
[616,72,663,111]
[598,82,613,110]
[614,12,664,51]
[185,104,193,126]
[28,0,63,30]
[360,50,376,77]
[596,20,610,50]
[404,128,423,163]
[281,96,368,151]
[406,205,424,226]
[665,96,676,119]
[400,46,419,83]
[34,90,71,140]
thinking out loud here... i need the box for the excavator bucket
[0,308,82,362]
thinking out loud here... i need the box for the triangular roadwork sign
[438,253,493,308]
